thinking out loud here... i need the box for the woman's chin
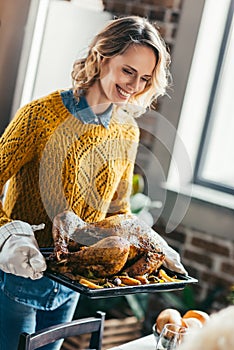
[114,99,130,106]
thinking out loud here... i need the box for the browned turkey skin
[61,236,130,277]
[49,211,165,278]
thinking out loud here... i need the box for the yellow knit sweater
[0,91,139,247]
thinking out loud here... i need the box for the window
[166,0,234,208]
[194,2,234,194]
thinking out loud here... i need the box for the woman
[0,15,184,350]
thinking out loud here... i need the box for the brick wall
[142,221,234,333]
[103,0,183,48]
[155,222,234,302]
[101,0,234,322]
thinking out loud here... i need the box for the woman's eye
[123,68,133,75]
[141,77,151,83]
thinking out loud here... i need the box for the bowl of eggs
[152,308,210,343]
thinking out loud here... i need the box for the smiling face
[95,44,157,105]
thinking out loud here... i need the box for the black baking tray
[41,248,198,299]
[44,269,198,299]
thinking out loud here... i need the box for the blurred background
[0,0,233,348]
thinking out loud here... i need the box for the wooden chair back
[17,311,105,350]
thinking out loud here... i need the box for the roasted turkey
[48,211,169,278]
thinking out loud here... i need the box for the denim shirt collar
[61,89,112,129]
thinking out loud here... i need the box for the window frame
[148,0,234,239]
[193,0,234,195]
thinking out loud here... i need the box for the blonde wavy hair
[71,16,171,110]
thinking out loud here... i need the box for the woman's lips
[116,85,131,99]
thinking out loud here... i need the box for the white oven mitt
[154,233,188,275]
[162,244,187,275]
[0,221,47,280]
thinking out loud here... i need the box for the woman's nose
[127,76,140,93]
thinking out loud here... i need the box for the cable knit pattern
[0,91,139,247]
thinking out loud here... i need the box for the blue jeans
[0,271,80,350]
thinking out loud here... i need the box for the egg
[183,310,210,325]
[156,308,183,333]
[182,317,203,329]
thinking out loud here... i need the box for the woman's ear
[100,56,108,64]
[99,57,110,77]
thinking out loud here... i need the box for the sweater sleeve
[107,123,140,216]
[0,104,39,227]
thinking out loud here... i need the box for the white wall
[21,0,111,104]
